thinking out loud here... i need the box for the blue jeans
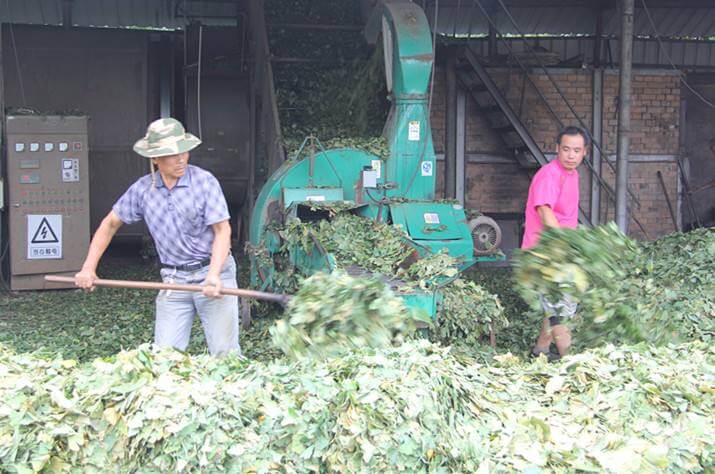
[155,256,240,357]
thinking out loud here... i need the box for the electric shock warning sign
[27,215,62,259]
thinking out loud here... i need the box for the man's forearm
[81,215,121,271]
[207,221,231,278]
[537,205,560,228]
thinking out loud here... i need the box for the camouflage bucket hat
[133,118,201,158]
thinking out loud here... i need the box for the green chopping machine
[247,1,502,322]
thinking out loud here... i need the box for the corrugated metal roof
[1,0,63,25]
[2,0,714,39]
[0,0,240,29]
[429,4,715,39]
[467,36,715,67]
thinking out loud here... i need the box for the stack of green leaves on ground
[270,271,426,360]
[513,224,715,347]
[2,339,712,472]
[431,279,506,349]
[633,227,715,342]
[0,260,284,363]
[467,266,536,354]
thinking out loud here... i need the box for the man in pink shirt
[522,126,588,360]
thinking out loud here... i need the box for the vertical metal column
[677,95,687,230]
[590,68,603,225]
[456,89,466,205]
[159,35,172,118]
[0,23,5,278]
[593,4,603,68]
[488,22,497,59]
[616,0,634,233]
[445,51,457,199]
[62,0,73,29]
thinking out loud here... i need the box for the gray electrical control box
[6,115,90,290]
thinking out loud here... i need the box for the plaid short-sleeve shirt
[113,165,230,266]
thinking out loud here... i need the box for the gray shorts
[540,295,578,321]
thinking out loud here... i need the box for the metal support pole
[0,23,5,279]
[615,0,634,233]
[159,35,172,118]
[590,68,603,224]
[656,170,678,231]
[677,95,687,229]
[488,22,497,59]
[445,50,457,199]
[593,6,603,68]
[456,89,466,205]
[62,0,73,29]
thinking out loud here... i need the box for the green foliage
[284,135,390,160]
[271,271,426,360]
[277,212,508,345]
[0,260,281,363]
[467,267,537,355]
[265,0,360,27]
[281,213,413,279]
[513,225,715,348]
[267,0,389,143]
[1,340,712,472]
[432,279,507,349]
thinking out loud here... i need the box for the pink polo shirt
[521,159,579,249]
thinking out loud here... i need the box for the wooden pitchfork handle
[44,275,291,306]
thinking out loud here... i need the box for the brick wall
[603,73,680,154]
[430,65,681,240]
[596,161,680,240]
[499,69,593,152]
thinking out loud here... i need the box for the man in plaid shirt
[75,118,239,357]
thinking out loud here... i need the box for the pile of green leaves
[432,280,506,349]
[513,225,715,347]
[398,250,509,349]
[0,259,282,363]
[271,271,426,360]
[279,212,508,346]
[281,213,413,277]
[633,227,715,342]
[467,266,536,354]
[2,339,712,472]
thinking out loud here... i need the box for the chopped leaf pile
[277,211,508,346]
[513,225,715,347]
[270,271,425,360]
[281,213,413,277]
[431,279,505,348]
[1,340,712,472]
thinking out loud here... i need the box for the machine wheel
[240,298,252,330]
[468,215,502,255]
